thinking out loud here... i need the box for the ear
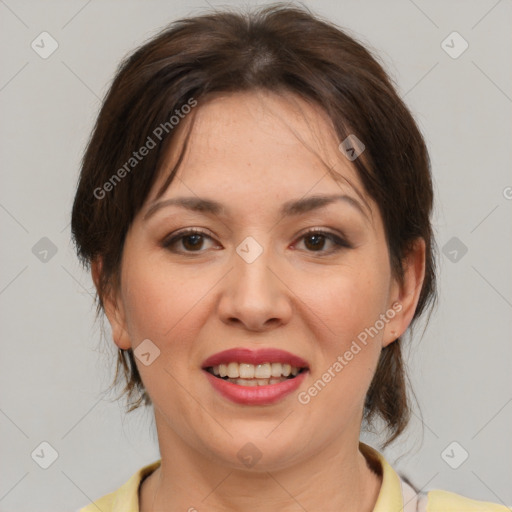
[382,238,426,347]
[91,258,132,350]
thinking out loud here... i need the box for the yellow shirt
[79,443,509,511]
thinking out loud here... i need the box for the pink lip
[203,369,308,405]
[201,348,309,369]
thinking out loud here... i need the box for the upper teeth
[212,362,300,379]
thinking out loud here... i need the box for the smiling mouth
[205,362,308,387]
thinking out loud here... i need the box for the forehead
[149,90,367,209]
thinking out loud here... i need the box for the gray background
[0,0,511,510]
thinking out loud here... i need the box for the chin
[201,428,308,472]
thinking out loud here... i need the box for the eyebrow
[143,193,370,221]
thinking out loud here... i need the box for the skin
[93,90,425,511]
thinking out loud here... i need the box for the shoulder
[79,491,114,512]
[425,489,510,511]
[77,460,161,512]
[402,478,509,511]
[359,442,509,512]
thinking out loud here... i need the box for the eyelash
[161,227,352,255]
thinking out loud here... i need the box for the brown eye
[304,233,327,251]
[182,233,205,251]
[162,229,217,253]
[297,230,351,254]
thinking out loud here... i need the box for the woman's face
[102,90,421,470]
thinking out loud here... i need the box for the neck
[140,411,382,512]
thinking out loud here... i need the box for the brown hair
[71,3,436,447]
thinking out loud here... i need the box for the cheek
[120,265,206,409]
[123,267,206,343]
[293,262,390,408]
[299,265,390,345]
[120,259,227,388]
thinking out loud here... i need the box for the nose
[217,244,293,332]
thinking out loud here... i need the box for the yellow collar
[359,442,406,512]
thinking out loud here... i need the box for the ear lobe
[382,238,426,347]
[91,258,132,350]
